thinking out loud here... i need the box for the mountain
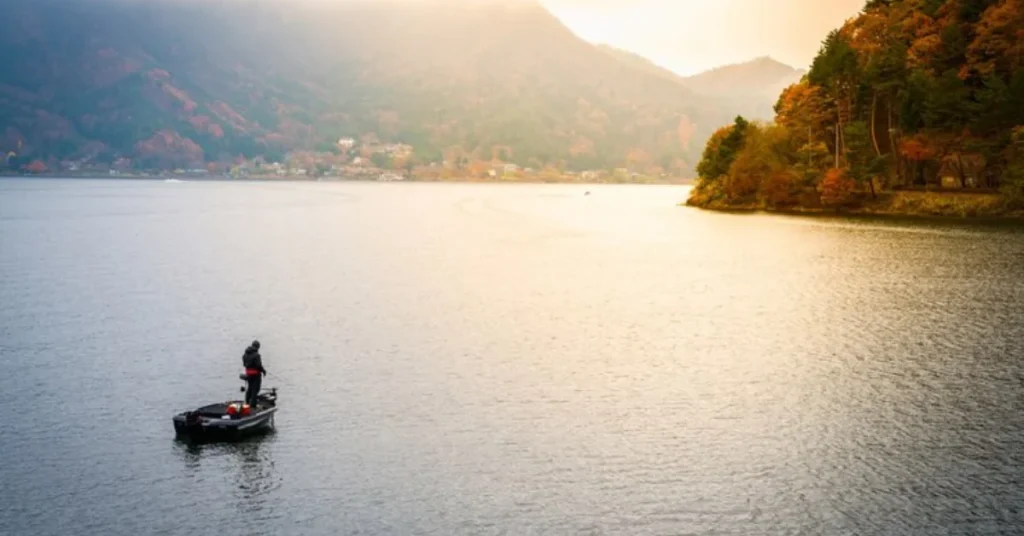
[681,57,807,120]
[597,45,690,86]
[0,0,731,175]
[682,57,806,98]
[597,46,806,121]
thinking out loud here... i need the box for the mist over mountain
[681,57,807,119]
[0,0,747,175]
[598,46,806,122]
[597,45,691,87]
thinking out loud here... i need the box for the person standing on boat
[242,340,267,407]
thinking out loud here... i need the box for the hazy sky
[542,0,866,75]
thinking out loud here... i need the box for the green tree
[795,141,832,185]
[696,116,749,180]
[370,152,391,169]
[809,31,860,90]
[263,148,286,164]
[1003,127,1024,201]
[809,30,861,160]
[844,121,889,196]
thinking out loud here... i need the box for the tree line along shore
[687,0,1024,219]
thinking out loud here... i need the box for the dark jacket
[242,346,266,376]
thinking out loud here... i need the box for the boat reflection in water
[175,434,283,528]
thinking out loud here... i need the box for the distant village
[2,136,682,184]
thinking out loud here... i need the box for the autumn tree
[694,0,1024,208]
[900,136,936,186]
[730,124,802,205]
[965,0,1024,77]
[467,160,490,179]
[819,168,857,206]
[24,160,47,174]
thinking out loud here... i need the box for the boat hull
[173,407,277,442]
[172,389,279,443]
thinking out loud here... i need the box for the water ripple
[1,180,1023,535]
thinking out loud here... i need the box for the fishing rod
[259,369,313,397]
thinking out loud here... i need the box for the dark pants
[245,374,262,407]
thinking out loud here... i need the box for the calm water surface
[2,179,1024,535]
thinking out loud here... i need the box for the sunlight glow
[542,0,866,75]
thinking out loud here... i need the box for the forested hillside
[0,0,733,176]
[689,0,1024,212]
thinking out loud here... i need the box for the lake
[2,178,1023,535]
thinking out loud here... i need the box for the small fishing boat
[172,388,278,442]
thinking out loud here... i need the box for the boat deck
[194,402,273,418]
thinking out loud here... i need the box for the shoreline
[2,173,694,186]
[684,190,1024,223]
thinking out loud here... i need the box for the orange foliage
[467,160,491,178]
[24,160,47,174]
[904,9,942,69]
[819,168,856,206]
[775,81,829,135]
[762,170,799,207]
[208,101,250,133]
[847,9,890,57]
[189,115,223,137]
[189,116,210,131]
[134,130,204,168]
[900,137,934,161]
[723,173,759,200]
[965,0,1024,77]
[146,69,171,82]
[391,156,409,170]
[163,84,197,113]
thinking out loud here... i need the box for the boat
[172,388,278,442]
